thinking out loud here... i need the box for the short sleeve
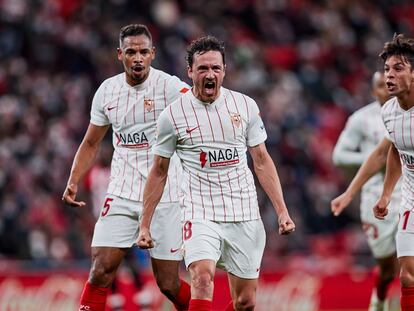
[166,76,190,104]
[90,82,110,126]
[153,108,177,158]
[246,99,267,147]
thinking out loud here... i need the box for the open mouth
[132,65,144,75]
[204,81,216,94]
[386,81,395,90]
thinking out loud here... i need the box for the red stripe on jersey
[180,87,189,93]
[410,113,413,148]
[129,161,135,200]
[164,80,167,108]
[217,173,226,221]
[227,171,236,221]
[215,106,225,141]
[137,154,143,201]
[402,113,407,148]
[224,97,236,139]
[133,101,136,124]
[102,84,108,109]
[243,166,252,219]
[153,87,156,121]
[205,106,216,142]
[230,91,243,132]
[392,109,397,146]
[241,94,250,122]
[169,105,181,139]
[181,99,193,145]
[235,167,245,221]
[189,174,195,219]
[115,85,122,124]
[190,100,204,143]
[167,175,172,202]
[197,173,206,219]
[206,173,216,220]
[120,153,128,195]
[124,89,130,125]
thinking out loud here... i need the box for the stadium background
[0,0,413,310]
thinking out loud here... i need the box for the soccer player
[331,72,400,311]
[62,24,190,311]
[137,35,295,311]
[373,34,414,311]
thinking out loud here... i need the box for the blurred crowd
[1,0,413,271]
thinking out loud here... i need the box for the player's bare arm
[374,143,401,220]
[62,123,110,207]
[249,143,295,235]
[137,155,170,249]
[331,138,391,216]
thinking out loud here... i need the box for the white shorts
[92,195,183,260]
[360,192,399,259]
[396,205,414,258]
[182,219,266,279]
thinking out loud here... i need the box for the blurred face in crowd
[384,55,414,98]
[188,50,225,103]
[372,72,390,106]
[118,34,155,86]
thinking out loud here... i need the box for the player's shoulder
[381,97,398,116]
[224,87,256,104]
[352,101,381,118]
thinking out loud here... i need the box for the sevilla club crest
[230,113,241,128]
[144,98,154,112]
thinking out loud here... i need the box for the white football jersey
[382,97,414,210]
[90,67,189,202]
[154,87,267,222]
[333,101,389,195]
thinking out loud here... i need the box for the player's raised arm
[62,123,110,207]
[331,138,391,216]
[374,143,401,220]
[249,143,295,235]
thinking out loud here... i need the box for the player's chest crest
[230,113,241,128]
[144,98,155,112]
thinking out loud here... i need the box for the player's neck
[397,89,414,110]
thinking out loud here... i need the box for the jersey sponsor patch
[401,153,414,170]
[115,131,149,149]
[199,148,240,168]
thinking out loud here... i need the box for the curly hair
[186,35,225,67]
[379,33,414,68]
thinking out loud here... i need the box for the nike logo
[170,248,180,253]
[107,106,117,111]
[186,126,199,134]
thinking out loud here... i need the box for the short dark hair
[379,33,414,69]
[119,24,152,46]
[186,35,225,68]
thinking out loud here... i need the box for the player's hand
[331,192,352,217]
[278,211,295,235]
[62,183,86,207]
[137,228,154,249]
[373,196,390,220]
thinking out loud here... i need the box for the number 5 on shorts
[101,197,113,217]
[183,221,192,240]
